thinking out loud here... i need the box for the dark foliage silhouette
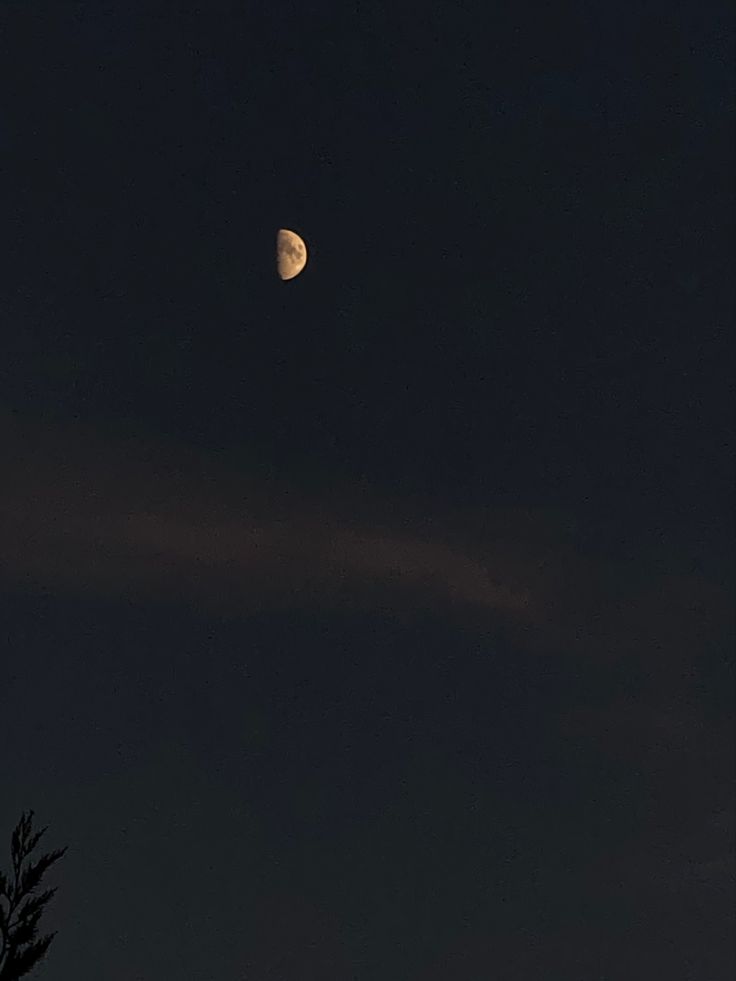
[0,812,67,979]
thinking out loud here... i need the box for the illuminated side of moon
[277,228,308,281]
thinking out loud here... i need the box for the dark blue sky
[1,1,733,978]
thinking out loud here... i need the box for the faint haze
[2,414,730,668]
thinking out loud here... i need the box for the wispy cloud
[1,416,531,618]
[2,415,730,666]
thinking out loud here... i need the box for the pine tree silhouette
[0,812,67,980]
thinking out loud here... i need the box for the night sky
[1,2,734,978]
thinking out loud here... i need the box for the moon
[277,228,308,281]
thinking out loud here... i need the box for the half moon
[277,228,308,281]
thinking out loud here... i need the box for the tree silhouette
[0,812,67,980]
